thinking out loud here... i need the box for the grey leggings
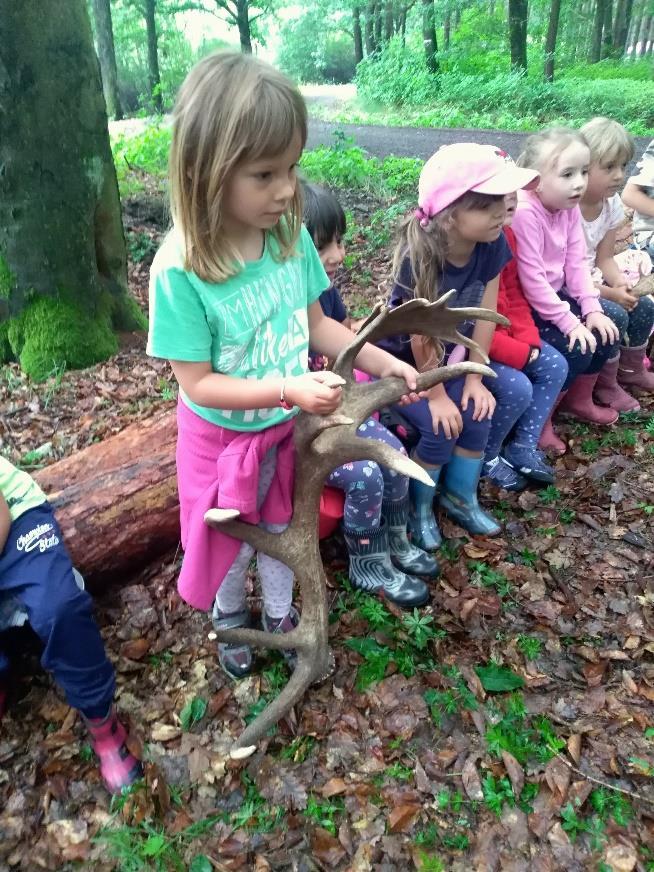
[213,448,293,620]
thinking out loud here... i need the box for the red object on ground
[319,487,345,539]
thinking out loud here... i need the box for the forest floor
[0,175,653,872]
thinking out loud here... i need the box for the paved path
[306,120,650,176]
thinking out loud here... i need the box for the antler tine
[326,360,494,431]
[204,514,292,567]
[332,293,509,378]
[314,431,437,487]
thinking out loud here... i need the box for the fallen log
[34,409,180,585]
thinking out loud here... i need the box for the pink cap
[416,143,540,225]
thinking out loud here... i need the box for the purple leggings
[392,376,492,466]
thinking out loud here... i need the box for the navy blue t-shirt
[378,235,512,365]
[309,285,348,369]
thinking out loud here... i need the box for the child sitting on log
[0,456,142,793]
[303,181,436,608]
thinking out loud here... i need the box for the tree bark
[613,0,634,55]
[590,0,607,61]
[34,411,179,585]
[91,0,123,120]
[630,0,646,55]
[508,0,529,71]
[543,0,562,82]
[143,0,164,111]
[235,0,253,53]
[374,0,383,45]
[601,0,614,56]
[444,10,451,49]
[0,0,142,380]
[384,0,394,41]
[638,12,652,54]
[365,0,376,53]
[353,4,364,62]
[422,0,439,73]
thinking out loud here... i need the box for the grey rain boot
[343,520,430,609]
[212,606,253,679]
[383,497,439,578]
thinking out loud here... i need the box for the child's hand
[602,283,638,312]
[461,376,495,422]
[585,311,621,345]
[428,394,463,440]
[377,358,422,405]
[285,371,345,415]
[567,323,597,354]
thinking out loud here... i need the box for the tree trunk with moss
[0,0,144,381]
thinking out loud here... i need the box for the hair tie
[414,207,430,228]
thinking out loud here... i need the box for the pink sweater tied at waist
[176,398,295,610]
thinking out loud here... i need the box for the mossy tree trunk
[508,0,529,71]
[0,0,144,380]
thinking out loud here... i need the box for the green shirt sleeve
[300,225,330,307]
[147,264,214,362]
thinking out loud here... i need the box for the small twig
[555,752,654,805]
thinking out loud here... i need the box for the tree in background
[422,0,439,73]
[0,0,143,379]
[91,0,124,118]
[508,0,529,71]
[543,0,562,81]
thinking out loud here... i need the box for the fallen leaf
[120,638,150,660]
[461,755,484,801]
[567,734,582,765]
[387,803,421,833]
[604,843,638,872]
[501,750,524,799]
[311,827,346,865]
[321,777,348,798]
[583,660,608,687]
[150,723,182,742]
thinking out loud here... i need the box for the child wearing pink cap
[378,143,539,548]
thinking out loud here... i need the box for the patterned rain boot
[594,356,640,412]
[382,497,439,578]
[83,706,143,794]
[439,454,501,537]
[618,344,654,393]
[343,520,430,608]
[407,465,442,552]
[558,372,619,425]
[262,605,300,671]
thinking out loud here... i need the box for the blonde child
[579,118,654,408]
[377,143,539,546]
[303,182,436,607]
[622,138,654,260]
[147,53,421,678]
[512,128,623,448]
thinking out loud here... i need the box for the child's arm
[308,301,420,394]
[595,229,638,311]
[460,276,497,422]
[170,361,345,416]
[622,182,654,218]
[0,493,11,555]
[410,336,463,440]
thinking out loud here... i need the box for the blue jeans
[0,504,115,717]
[394,376,492,466]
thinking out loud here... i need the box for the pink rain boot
[618,344,654,393]
[538,391,567,455]
[84,706,143,793]
[558,373,619,425]
[594,356,640,412]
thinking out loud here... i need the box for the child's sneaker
[262,606,300,670]
[482,455,527,492]
[503,443,554,484]
[84,706,143,794]
[213,608,253,679]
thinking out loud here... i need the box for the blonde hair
[169,51,308,283]
[392,190,502,368]
[517,126,589,173]
[580,117,635,166]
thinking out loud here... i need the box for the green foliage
[303,794,344,835]
[484,693,565,765]
[475,664,524,693]
[516,634,542,661]
[179,696,207,732]
[0,255,15,301]
[468,560,512,599]
[277,10,355,84]
[112,124,171,194]
[355,39,654,134]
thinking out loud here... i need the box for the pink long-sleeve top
[511,190,602,335]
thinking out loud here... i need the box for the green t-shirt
[147,225,329,431]
[0,456,47,521]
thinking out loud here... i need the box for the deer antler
[205,297,505,758]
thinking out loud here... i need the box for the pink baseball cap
[416,143,540,224]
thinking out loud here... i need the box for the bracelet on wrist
[279,379,294,411]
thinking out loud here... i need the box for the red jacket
[489,227,541,370]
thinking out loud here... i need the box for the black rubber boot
[383,497,439,578]
[342,520,429,609]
